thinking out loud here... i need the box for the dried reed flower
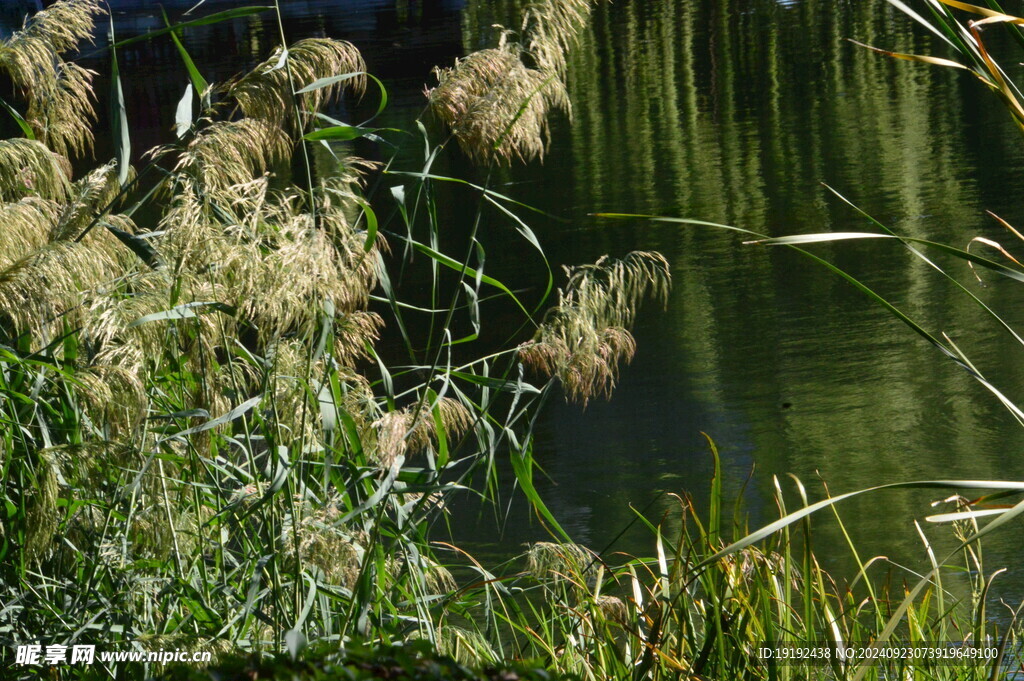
[0,200,134,351]
[53,161,128,238]
[0,0,102,156]
[175,119,290,193]
[131,505,207,562]
[24,449,61,563]
[429,44,569,165]
[372,397,473,468]
[374,409,416,468]
[76,364,147,436]
[520,0,596,77]
[0,197,61,268]
[8,0,101,55]
[228,38,366,130]
[27,61,97,157]
[333,310,385,366]
[0,138,72,201]
[594,594,628,625]
[427,0,600,164]
[280,501,363,587]
[0,238,126,341]
[526,541,597,584]
[520,251,671,404]
[426,626,498,667]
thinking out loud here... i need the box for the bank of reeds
[2,1,1021,680]
[0,0,672,679]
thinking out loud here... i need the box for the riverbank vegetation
[0,1,1022,680]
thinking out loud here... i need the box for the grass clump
[160,640,570,681]
[0,1,670,679]
[455,439,1022,681]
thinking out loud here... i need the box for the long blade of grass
[160,395,262,443]
[162,8,210,98]
[411,242,531,319]
[752,232,1024,282]
[848,39,970,70]
[0,97,34,139]
[110,7,274,49]
[510,439,571,543]
[695,479,1024,570]
[885,0,961,47]
[109,18,130,186]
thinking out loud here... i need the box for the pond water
[12,0,1024,602]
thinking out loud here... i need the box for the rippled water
[13,0,1024,598]
[454,1,1024,596]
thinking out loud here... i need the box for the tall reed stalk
[0,1,673,678]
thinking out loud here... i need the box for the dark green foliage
[159,642,568,681]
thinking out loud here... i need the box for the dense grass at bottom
[156,642,568,681]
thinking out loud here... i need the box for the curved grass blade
[110,7,274,49]
[296,72,388,124]
[0,97,34,140]
[750,232,1024,283]
[162,7,210,100]
[411,242,531,319]
[847,39,970,71]
[128,301,234,328]
[109,17,130,186]
[159,395,262,443]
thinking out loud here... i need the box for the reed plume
[520,0,595,77]
[228,38,365,129]
[53,161,127,238]
[519,251,671,404]
[427,0,598,164]
[0,197,61,269]
[174,119,290,194]
[0,236,128,341]
[373,398,473,468]
[281,500,363,587]
[0,0,102,156]
[526,541,597,584]
[429,44,569,165]
[0,138,72,201]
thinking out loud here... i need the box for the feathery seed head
[429,45,569,165]
[0,138,72,202]
[24,449,61,563]
[176,119,290,193]
[520,251,670,404]
[520,0,597,77]
[53,161,130,238]
[372,397,473,468]
[0,1,102,156]
[427,0,601,165]
[0,197,61,269]
[280,501,363,587]
[526,541,597,585]
[0,238,128,343]
[228,38,365,130]
[27,61,97,157]
[13,0,102,55]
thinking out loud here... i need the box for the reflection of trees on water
[454,0,1024,581]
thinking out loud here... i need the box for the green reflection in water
[455,0,1024,593]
